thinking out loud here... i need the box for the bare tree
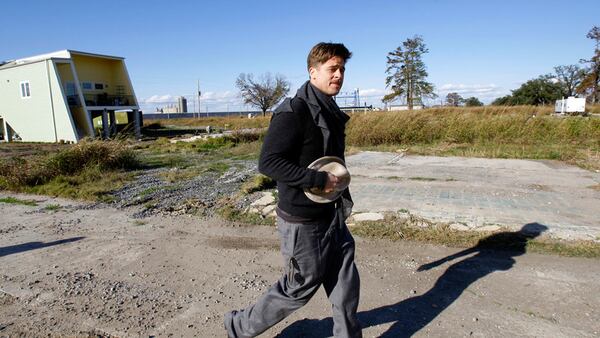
[554,65,585,97]
[236,73,290,116]
[383,36,436,109]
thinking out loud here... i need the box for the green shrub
[194,137,235,151]
[241,174,275,194]
[230,130,266,144]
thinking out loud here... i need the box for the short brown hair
[307,42,352,70]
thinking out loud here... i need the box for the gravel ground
[94,160,260,219]
[0,192,598,337]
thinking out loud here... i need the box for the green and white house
[0,50,141,143]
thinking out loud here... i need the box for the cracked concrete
[346,152,600,241]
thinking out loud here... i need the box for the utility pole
[197,80,201,118]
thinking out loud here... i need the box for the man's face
[309,56,346,96]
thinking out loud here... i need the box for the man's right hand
[324,173,340,193]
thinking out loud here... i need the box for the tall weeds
[145,115,271,130]
[0,140,138,188]
[346,106,600,148]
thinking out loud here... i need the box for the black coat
[258,81,351,220]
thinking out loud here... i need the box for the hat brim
[304,156,351,203]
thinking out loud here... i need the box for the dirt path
[1,193,598,337]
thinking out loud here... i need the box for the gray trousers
[224,211,362,338]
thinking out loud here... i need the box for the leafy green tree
[445,92,463,106]
[491,95,513,106]
[577,26,600,103]
[554,65,585,97]
[492,75,563,106]
[512,75,564,105]
[383,35,436,109]
[236,73,290,116]
[464,97,484,106]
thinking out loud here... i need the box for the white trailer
[555,97,586,115]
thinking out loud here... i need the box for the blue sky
[2,0,598,111]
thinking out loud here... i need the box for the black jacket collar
[274,81,350,155]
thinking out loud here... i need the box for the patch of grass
[160,168,203,183]
[0,140,139,200]
[0,196,38,206]
[137,134,262,168]
[143,201,157,210]
[139,153,190,168]
[97,194,117,203]
[194,137,235,152]
[351,214,600,258]
[132,220,147,226]
[23,167,134,201]
[217,205,276,226]
[524,239,600,258]
[241,174,275,194]
[144,115,271,130]
[138,187,160,198]
[202,162,231,175]
[223,141,262,160]
[44,204,62,211]
[409,177,438,181]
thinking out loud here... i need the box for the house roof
[0,50,124,70]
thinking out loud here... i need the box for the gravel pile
[104,160,260,218]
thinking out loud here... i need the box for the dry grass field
[146,105,600,169]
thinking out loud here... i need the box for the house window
[94,83,104,90]
[66,82,77,96]
[81,82,92,90]
[20,81,31,98]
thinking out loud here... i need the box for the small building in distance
[0,50,141,143]
[156,96,188,114]
[177,96,187,113]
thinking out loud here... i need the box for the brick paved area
[347,152,600,240]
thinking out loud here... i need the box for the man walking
[224,42,361,338]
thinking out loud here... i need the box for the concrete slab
[346,152,600,241]
[251,192,275,207]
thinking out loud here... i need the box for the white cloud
[437,83,508,101]
[346,84,510,106]
[140,90,250,112]
[141,94,175,103]
[357,88,390,97]
[142,91,240,104]
[439,83,498,94]
[200,90,238,101]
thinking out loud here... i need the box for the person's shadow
[0,237,85,258]
[276,223,548,337]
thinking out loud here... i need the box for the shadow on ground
[276,223,547,338]
[0,237,85,258]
